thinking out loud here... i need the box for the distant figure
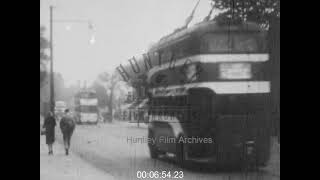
[60,109,76,155]
[43,112,56,155]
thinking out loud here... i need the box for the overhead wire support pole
[48,6,95,116]
[49,5,55,115]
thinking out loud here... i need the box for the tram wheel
[176,136,187,167]
[148,132,159,159]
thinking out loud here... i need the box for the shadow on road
[156,154,268,174]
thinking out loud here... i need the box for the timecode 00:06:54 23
[137,171,184,179]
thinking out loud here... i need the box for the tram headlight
[219,63,252,79]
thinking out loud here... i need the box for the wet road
[56,122,280,180]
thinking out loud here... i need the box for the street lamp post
[49,6,55,115]
[49,5,94,115]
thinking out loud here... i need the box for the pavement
[40,130,115,180]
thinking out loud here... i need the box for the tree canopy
[211,0,280,29]
[40,26,49,86]
[91,81,108,108]
[40,26,49,61]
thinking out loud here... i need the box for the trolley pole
[49,5,55,115]
[48,5,94,116]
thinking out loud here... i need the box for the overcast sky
[40,0,217,86]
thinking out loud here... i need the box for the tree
[91,81,108,108]
[96,71,121,122]
[211,0,280,29]
[40,26,50,87]
[40,26,50,115]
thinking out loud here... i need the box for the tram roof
[148,21,263,52]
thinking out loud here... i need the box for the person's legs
[66,135,70,155]
[63,132,70,155]
[67,135,70,148]
[68,130,73,148]
[63,133,69,153]
[48,144,53,155]
[47,144,50,154]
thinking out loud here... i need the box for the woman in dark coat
[43,112,56,155]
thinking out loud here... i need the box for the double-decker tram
[147,20,271,168]
[120,20,271,168]
[74,89,99,125]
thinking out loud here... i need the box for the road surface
[40,135,115,180]
[52,121,279,180]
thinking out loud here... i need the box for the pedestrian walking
[60,109,76,155]
[42,112,56,155]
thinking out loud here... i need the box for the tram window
[233,34,258,52]
[180,96,188,106]
[160,49,173,62]
[80,106,98,113]
[164,98,167,106]
[201,34,232,52]
[154,99,158,107]
[151,99,156,107]
[174,41,196,59]
[178,97,183,106]
[183,96,188,105]
[160,98,164,106]
[172,96,179,106]
[168,96,173,106]
[175,46,186,59]
[200,33,265,53]
[176,97,181,106]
